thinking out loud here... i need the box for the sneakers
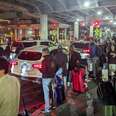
[41,106,56,113]
[41,109,51,113]
[50,106,56,110]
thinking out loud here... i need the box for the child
[55,68,65,106]
[71,59,87,93]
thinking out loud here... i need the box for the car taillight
[10,61,18,65]
[32,64,42,69]
[83,48,90,53]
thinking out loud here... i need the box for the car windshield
[40,42,49,46]
[40,41,56,47]
[18,51,42,61]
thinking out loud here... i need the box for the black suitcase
[97,81,116,105]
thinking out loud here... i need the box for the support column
[14,29,18,41]
[74,22,79,40]
[40,15,48,40]
[90,25,94,37]
[64,28,67,40]
[57,27,59,42]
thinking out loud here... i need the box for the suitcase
[71,68,86,93]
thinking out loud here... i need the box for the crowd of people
[0,37,116,115]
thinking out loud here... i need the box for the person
[4,44,11,59]
[55,67,65,106]
[69,44,81,71]
[53,45,68,91]
[0,47,4,57]
[39,47,56,113]
[0,57,20,116]
[90,42,97,58]
[108,39,116,76]
[71,59,86,93]
[15,42,24,55]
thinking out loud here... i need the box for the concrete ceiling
[0,0,116,24]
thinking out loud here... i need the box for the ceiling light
[75,21,79,24]
[105,16,109,20]
[76,19,80,22]
[109,20,113,23]
[84,1,90,7]
[97,11,102,15]
[113,21,116,25]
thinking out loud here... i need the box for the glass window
[18,51,42,61]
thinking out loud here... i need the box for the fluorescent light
[113,21,116,25]
[105,16,109,20]
[84,1,90,7]
[75,21,79,24]
[76,19,80,22]
[97,11,102,15]
[109,20,113,23]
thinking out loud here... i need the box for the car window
[18,51,42,61]
[40,42,49,46]
[73,43,89,49]
[22,42,37,48]
[12,41,37,48]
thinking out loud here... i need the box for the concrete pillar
[57,27,59,42]
[40,15,48,40]
[90,26,94,37]
[14,29,18,41]
[74,22,79,39]
[64,28,67,40]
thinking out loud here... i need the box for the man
[108,39,116,76]
[0,57,20,116]
[39,48,56,113]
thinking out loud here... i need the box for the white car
[71,41,91,59]
[10,45,45,78]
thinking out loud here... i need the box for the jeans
[42,78,52,112]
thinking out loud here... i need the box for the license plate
[20,62,31,71]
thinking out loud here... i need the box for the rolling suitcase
[71,68,86,93]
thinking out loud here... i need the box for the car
[71,41,91,59]
[10,45,45,78]
[10,44,62,78]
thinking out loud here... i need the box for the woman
[108,39,116,76]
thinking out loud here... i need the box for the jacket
[40,55,56,78]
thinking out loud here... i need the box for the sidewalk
[32,80,105,116]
